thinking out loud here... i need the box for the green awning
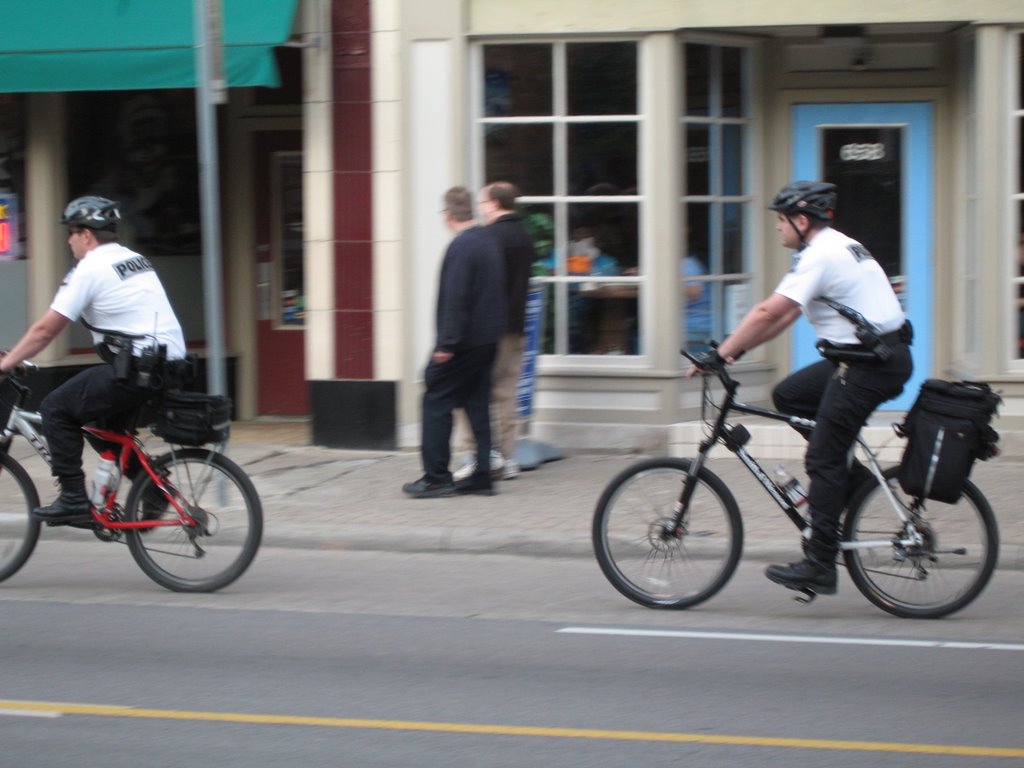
[0,0,299,93]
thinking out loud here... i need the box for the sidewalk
[219,421,1024,570]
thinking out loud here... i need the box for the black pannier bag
[152,389,232,446]
[895,379,1001,503]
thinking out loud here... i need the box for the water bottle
[772,464,807,509]
[90,451,120,507]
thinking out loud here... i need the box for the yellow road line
[2,699,1022,759]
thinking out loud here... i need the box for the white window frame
[1008,29,1024,368]
[470,38,645,365]
[679,35,759,362]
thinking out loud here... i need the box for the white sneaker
[452,454,476,482]
[502,459,521,480]
[452,450,505,481]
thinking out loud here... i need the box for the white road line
[557,627,1024,651]
[0,708,62,718]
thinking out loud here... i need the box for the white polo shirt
[774,227,905,345]
[50,242,186,359]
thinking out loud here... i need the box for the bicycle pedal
[793,588,817,605]
[45,516,95,529]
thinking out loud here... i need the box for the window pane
[485,125,554,196]
[1017,199,1023,359]
[0,95,25,261]
[1018,39,1024,110]
[685,44,711,117]
[567,123,637,195]
[518,203,555,273]
[721,47,744,117]
[67,90,201,257]
[275,153,304,326]
[686,202,711,268]
[567,42,637,115]
[568,201,638,273]
[682,252,711,352]
[483,44,553,117]
[568,281,639,355]
[722,124,744,195]
[722,202,745,274]
[686,124,710,195]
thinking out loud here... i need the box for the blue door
[791,103,932,411]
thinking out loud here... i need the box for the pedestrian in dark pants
[688,181,912,597]
[403,186,505,498]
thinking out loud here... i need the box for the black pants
[420,343,497,483]
[772,344,913,560]
[40,365,152,482]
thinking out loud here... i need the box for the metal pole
[193,0,227,396]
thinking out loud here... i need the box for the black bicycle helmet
[60,196,121,231]
[768,181,836,221]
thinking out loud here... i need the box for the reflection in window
[478,41,641,356]
[67,90,200,257]
[274,153,304,327]
[681,42,753,354]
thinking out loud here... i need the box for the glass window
[0,95,26,262]
[484,45,553,117]
[681,42,753,354]
[478,41,641,357]
[0,94,27,349]
[67,90,200,258]
[1012,34,1023,360]
[274,153,304,327]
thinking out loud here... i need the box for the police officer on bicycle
[689,181,913,596]
[0,196,186,523]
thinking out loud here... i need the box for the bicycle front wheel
[0,453,41,583]
[593,457,743,609]
[125,448,263,592]
[843,466,998,619]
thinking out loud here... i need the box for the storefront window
[65,89,203,348]
[478,41,641,356]
[67,90,200,257]
[0,94,27,348]
[681,42,753,354]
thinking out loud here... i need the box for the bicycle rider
[0,196,187,523]
[688,181,912,597]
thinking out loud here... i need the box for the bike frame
[2,380,195,531]
[680,368,918,554]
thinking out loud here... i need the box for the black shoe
[455,476,496,496]
[402,476,456,499]
[32,494,92,523]
[765,558,837,595]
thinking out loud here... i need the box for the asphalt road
[1,542,1023,767]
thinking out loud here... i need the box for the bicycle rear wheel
[0,453,41,583]
[843,466,998,619]
[125,448,263,592]
[593,457,743,609]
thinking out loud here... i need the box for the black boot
[32,475,92,523]
[765,555,837,595]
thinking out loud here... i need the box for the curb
[259,527,1024,571]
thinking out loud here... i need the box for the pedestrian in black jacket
[403,186,506,498]
[454,181,538,482]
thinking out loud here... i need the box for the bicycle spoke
[593,458,742,609]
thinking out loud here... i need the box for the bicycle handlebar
[681,346,738,391]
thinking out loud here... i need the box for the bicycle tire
[843,466,998,619]
[124,448,263,592]
[0,453,41,583]
[593,457,743,609]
